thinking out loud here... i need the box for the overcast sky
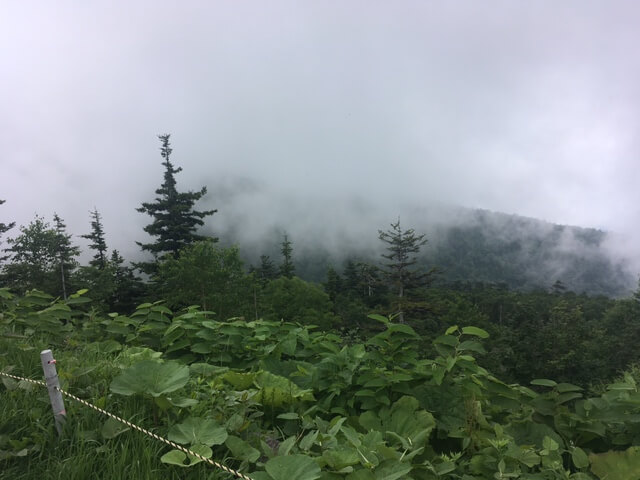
[2,1,640,261]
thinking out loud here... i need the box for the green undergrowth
[2,288,640,479]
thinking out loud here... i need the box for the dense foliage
[2,215,80,298]
[3,289,640,479]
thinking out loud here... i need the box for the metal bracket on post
[40,349,66,435]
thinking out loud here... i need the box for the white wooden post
[40,349,66,435]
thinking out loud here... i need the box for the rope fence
[0,352,253,480]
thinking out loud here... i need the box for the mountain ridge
[203,185,635,297]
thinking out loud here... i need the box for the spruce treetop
[378,218,434,322]
[136,134,217,272]
[81,208,108,269]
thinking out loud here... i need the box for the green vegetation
[2,214,80,298]
[2,135,640,478]
[3,289,640,479]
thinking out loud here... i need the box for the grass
[0,338,235,480]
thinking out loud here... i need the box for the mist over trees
[2,133,640,390]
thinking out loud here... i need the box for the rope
[0,371,253,480]
[1,371,46,387]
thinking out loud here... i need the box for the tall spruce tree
[0,199,15,263]
[81,208,108,269]
[378,218,433,323]
[136,134,217,273]
[324,266,343,302]
[343,259,361,297]
[279,233,295,278]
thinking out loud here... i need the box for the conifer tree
[279,233,295,278]
[81,208,108,269]
[136,134,217,273]
[253,254,278,285]
[343,259,361,297]
[324,266,343,302]
[551,279,567,295]
[378,218,433,323]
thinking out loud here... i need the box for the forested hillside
[223,202,633,298]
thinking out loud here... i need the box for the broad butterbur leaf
[590,446,640,479]
[254,371,315,407]
[168,417,227,446]
[160,444,212,467]
[110,360,189,397]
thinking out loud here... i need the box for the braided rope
[0,371,253,480]
[0,371,46,387]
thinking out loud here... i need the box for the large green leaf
[254,371,315,407]
[168,417,227,446]
[346,471,375,480]
[322,448,360,470]
[461,326,489,338]
[160,444,212,467]
[359,396,435,449]
[264,455,322,480]
[572,447,589,469]
[110,360,189,397]
[531,379,557,387]
[224,371,257,390]
[372,462,412,480]
[590,446,640,479]
[101,417,129,439]
[226,435,261,463]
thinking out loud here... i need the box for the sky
[2,1,640,263]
